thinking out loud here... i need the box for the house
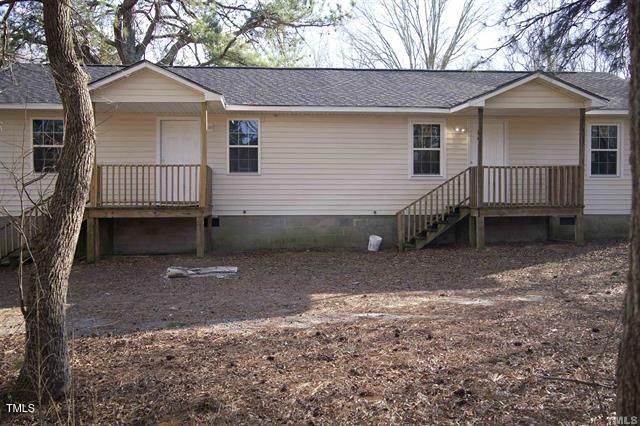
[0,61,631,260]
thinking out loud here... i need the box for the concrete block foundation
[87,214,629,255]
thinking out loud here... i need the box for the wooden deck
[85,163,213,261]
[396,165,584,251]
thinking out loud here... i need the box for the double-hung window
[412,123,442,176]
[590,124,620,176]
[32,119,64,172]
[228,119,259,173]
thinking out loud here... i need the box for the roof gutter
[222,105,450,113]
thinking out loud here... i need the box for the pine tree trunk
[13,0,95,402]
[617,0,640,417]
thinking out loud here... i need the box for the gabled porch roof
[449,71,609,113]
[88,61,224,102]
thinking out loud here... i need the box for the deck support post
[475,215,485,249]
[548,216,560,241]
[94,218,101,260]
[196,215,205,257]
[468,215,476,247]
[468,213,485,249]
[575,212,585,246]
[87,218,97,263]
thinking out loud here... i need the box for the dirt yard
[0,242,628,424]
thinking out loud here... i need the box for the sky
[301,0,511,70]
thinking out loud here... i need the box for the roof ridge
[169,65,531,73]
[10,62,621,76]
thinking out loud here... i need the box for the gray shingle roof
[0,62,629,110]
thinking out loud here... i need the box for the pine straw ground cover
[0,241,628,424]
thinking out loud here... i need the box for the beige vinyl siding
[486,81,586,109]
[92,69,204,103]
[0,110,61,215]
[96,112,157,163]
[507,115,631,215]
[0,109,631,217]
[0,112,160,214]
[584,116,631,215]
[208,114,468,216]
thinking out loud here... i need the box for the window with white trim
[412,123,441,175]
[590,124,619,176]
[33,119,64,172]
[228,120,259,173]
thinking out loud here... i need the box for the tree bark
[617,0,640,417]
[13,0,95,402]
[113,0,141,64]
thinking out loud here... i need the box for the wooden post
[468,215,476,247]
[396,214,404,252]
[548,216,560,241]
[578,108,586,207]
[477,107,484,209]
[87,217,95,263]
[86,102,98,263]
[575,212,585,246]
[576,108,586,246]
[197,102,208,258]
[94,218,101,260]
[469,214,485,249]
[475,215,485,249]
[196,216,205,257]
[199,102,208,208]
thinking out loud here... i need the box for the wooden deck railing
[396,164,582,249]
[0,196,50,261]
[478,165,580,208]
[92,164,213,208]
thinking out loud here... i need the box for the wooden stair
[404,208,470,250]
[396,167,473,251]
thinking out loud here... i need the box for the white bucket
[368,235,382,252]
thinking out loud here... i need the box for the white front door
[470,120,507,203]
[482,121,506,166]
[159,119,200,204]
[470,120,506,166]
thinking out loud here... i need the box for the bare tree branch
[344,0,484,70]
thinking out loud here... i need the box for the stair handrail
[396,167,475,250]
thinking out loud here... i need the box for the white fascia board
[223,105,449,114]
[586,109,629,115]
[0,103,63,109]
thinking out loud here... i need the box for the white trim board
[586,121,624,179]
[226,117,262,175]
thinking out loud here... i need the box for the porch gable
[485,79,590,109]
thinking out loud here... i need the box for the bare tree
[503,2,584,71]
[617,0,640,416]
[488,0,629,74]
[12,0,96,402]
[343,0,483,70]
